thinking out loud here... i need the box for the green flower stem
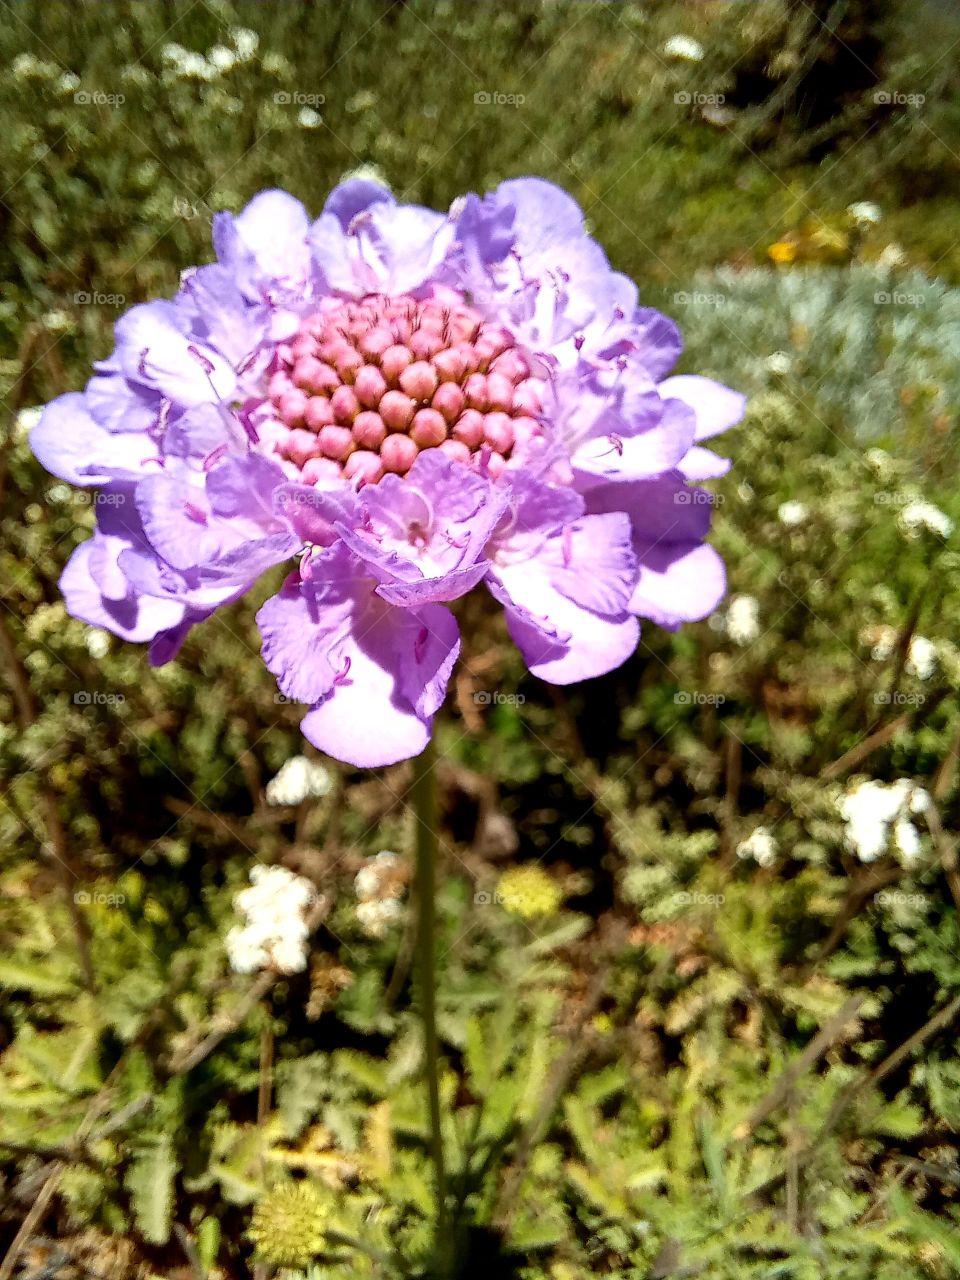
[411,736,450,1266]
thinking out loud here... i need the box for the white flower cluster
[898,500,954,541]
[723,594,760,646]
[777,500,809,527]
[862,626,938,679]
[847,201,882,226]
[265,756,332,806]
[736,825,778,867]
[663,35,705,62]
[838,780,931,864]
[12,53,71,82]
[225,865,316,974]
[355,851,407,938]
[865,447,894,479]
[15,407,43,440]
[84,628,110,659]
[906,635,938,680]
[162,29,258,81]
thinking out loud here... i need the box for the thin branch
[734,992,865,1139]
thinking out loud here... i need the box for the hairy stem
[411,737,450,1271]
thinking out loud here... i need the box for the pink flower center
[264,292,544,485]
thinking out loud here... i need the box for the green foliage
[1,1,959,1277]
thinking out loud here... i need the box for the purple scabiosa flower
[31,178,743,767]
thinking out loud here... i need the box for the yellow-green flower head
[496,866,563,920]
[248,1182,330,1266]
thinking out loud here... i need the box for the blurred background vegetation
[2,2,960,1277]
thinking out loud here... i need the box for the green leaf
[126,1133,177,1245]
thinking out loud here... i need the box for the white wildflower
[864,624,897,662]
[838,780,930,865]
[15,406,43,439]
[225,864,317,974]
[12,54,58,80]
[207,45,237,73]
[864,447,892,477]
[777,500,808,526]
[42,310,73,333]
[356,898,404,939]
[766,351,793,375]
[898,500,953,541]
[736,826,778,867]
[725,595,760,646]
[297,107,322,129]
[355,850,408,938]
[355,850,405,901]
[12,53,41,79]
[84,629,110,659]
[56,72,81,95]
[261,52,290,76]
[231,28,260,61]
[878,242,907,269]
[847,201,882,226]
[906,635,937,680]
[663,35,705,62]
[265,756,332,806]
